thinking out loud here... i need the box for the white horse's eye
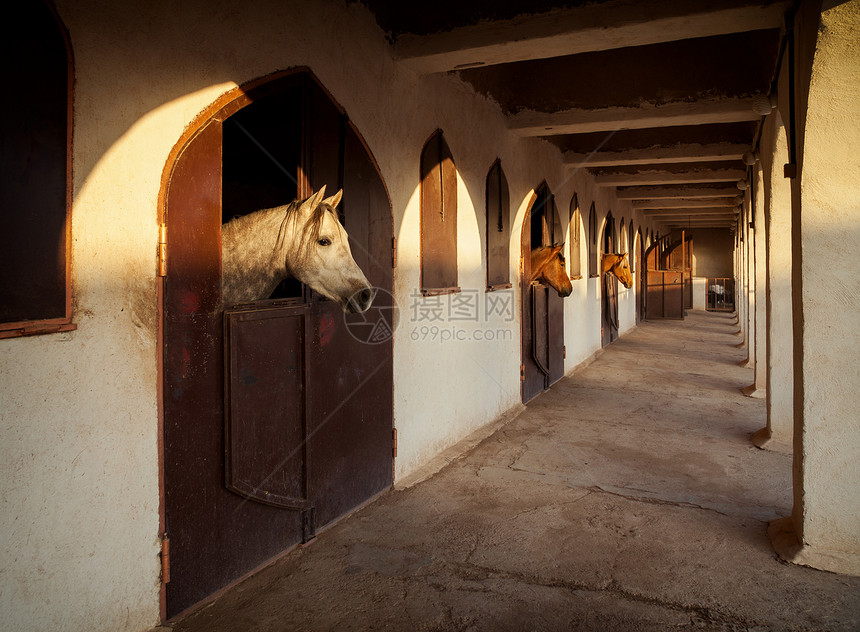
[318,238,332,246]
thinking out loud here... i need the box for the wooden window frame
[419,130,460,296]
[485,159,511,291]
[0,1,75,339]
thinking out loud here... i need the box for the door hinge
[520,364,526,382]
[157,223,168,277]
[563,345,567,359]
[160,534,170,584]
[392,427,398,459]
[392,236,397,268]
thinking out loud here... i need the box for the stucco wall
[0,1,657,630]
[793,0,860,564]
[762,109,793,448]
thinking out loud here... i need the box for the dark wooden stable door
[163,73,393,619]
[521,185,564,404]
[644,239,684,320]
[601,216,619,347]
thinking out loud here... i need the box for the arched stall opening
[159,69,394,620]
[520,182,565,404]
[601,212,619,346]
[635,228,644,324]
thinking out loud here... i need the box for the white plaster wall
[0,2,654,630]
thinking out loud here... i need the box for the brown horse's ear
[552,243,564,253]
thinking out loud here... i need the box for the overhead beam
[565,143,747,168]
[509,97,762,136]
[594,168,745,187]
[633,198,740,209]
[394,0,789,74]
[643,209,738,216]
[616,186,741,199]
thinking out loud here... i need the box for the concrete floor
[162,310,860,632]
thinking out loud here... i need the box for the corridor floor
[164,310,860,632]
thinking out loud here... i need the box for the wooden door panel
[164,120,306,618]
[547,290,565,385]
[224,306,308,509]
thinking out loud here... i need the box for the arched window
[588,202,598,277]
[486,160,511,290]
[569,194,582,278]
[619,218,627,254]
[629,222,636,267]
[1,1,74,338]
[420,130,459,295]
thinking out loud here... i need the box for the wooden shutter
[420,131,459,294]
[0,1,73,335]
[569,196,582,278]
[486,160,511,290]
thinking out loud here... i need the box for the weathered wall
[0,1,654,630]
[690,229,734,278]
[760,109,793,451]
[788,0,860,572]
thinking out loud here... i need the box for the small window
[569,195,582,278]
[486,160,511,290]
[630,224,637,271]
[588,202,598,277]
[1,1,74,338]
[619,218,627,253]
[420,130,459,295]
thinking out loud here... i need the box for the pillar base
[741,383,766,398]
[769,517,860,577]
[751,427,791,454]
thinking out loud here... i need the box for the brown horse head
[531,244,573,297]
[602,252,633,289]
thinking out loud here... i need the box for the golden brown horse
[602,252,633,289]
[531,245,572,297]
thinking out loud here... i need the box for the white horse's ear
[302,186,327,211]
[322,189,343,209]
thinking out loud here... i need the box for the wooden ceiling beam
[616,186,741,199]
[394,0,789,74]
[509,97,762,137]
[565,143,747,168]
[594,167,745,187]
[633,197,740,209]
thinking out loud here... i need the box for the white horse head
[221,185,375,313]
[283,187,375,313]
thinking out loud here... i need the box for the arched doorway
[601,212,619,346]
[160,69,394,619]
[520,183,564,403]
[635,228,644,324]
